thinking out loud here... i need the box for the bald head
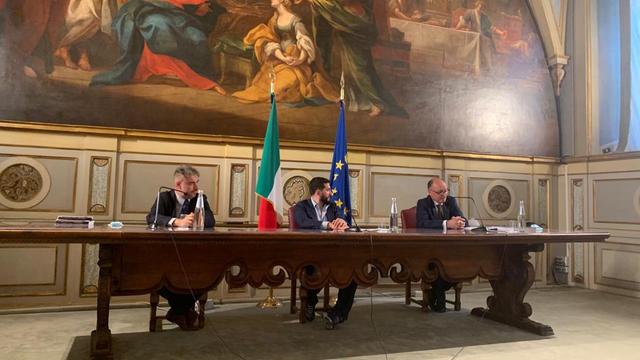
[427,177,448,203]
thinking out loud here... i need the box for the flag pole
[257,67,282,309]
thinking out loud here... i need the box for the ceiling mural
[0,0,558,156]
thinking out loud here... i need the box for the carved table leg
[471,245,554,336]
[149,292,159,332]
[91,245,114,359]
[198,292,207,329]
[405,280,411,305]
[420,280,430,312]
[290,276,297,314]
[298,286,308,324]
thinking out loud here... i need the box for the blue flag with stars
[329,100,352,226]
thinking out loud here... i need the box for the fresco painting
[0,0,558,156]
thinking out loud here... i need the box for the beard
[320,193,330,204]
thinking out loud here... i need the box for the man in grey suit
[145,164,215,330]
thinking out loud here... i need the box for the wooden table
[0,227,609,360]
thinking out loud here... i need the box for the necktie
[180,198,191,215]
[436,204,444,220]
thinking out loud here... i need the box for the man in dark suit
[146,164,215,330]
[416,177,467,312]
[292,177,355,330]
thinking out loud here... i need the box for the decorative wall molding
[571,178,585,283]
[229,164,248,218]
[0,157,51,209]
[88,157,111,214]
[482,180,516,219]
[595,243,640,291]
[282,174,311,208]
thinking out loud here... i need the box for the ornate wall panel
[81,244,99,295]
[447,175,462,197]
[468,178,529,221]
[0,156,76,213]
[228,164,248,218]
[348,170,361,217]
[595,242,640,291]
[571,178,585,283]
[0,245,67,297]
[369,171,433,218]
[536,179,550,227]
[120,160,219,215]
[282,171,312,208]
[592,179,640,224]
[88,157,111,214]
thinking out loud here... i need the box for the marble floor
[0,287,639,360]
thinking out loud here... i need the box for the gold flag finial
[340,71,345,101]
[270,66,276,95]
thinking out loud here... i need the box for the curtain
[627,0,640,151]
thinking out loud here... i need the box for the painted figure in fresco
[91,0,227,94]
[232,0,338,104]
[310,0,406,117]
[455,0,506,70]
[387,0,423,21]
[55,0,118,71]
[0,0,70,79]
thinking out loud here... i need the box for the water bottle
[517,200,526,232]
[193,190,205,230]
[390,197,399,232]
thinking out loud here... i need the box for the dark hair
[309,177,330,194]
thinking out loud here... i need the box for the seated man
[416,177,467,312]
[292,177,354,330]
[146,164,215,330]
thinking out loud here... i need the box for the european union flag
[329,100,352,226]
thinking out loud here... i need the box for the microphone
[348,213,362,232]
[454,196,489,233]
[150,186,189,230]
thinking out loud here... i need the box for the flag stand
[256,287,282,309]
[256,68,282,310]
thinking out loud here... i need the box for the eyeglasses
[430,189,449,195]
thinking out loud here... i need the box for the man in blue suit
[292,177,354,329]
[416,177,467,312]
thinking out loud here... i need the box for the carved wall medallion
[488,185,511,213]
[283,175,310,207]
[0,157,51,209]
[482,180,516,219]
[0,164,42,202]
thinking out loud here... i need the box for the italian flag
[255,95,283,229]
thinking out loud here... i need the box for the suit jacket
[146,190,215,228]
[416,195,467,229]
[292,199,341,230]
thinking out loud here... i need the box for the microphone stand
[150,186,189,230]
[349,213,362,232]
[455,196,490,233]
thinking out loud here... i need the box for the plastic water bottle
[193,190,205,230]
[517,200,526,232]
[390,197,399,232]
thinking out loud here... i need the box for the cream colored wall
[555,0,640,299]
[558,156,640,298]
[0,124,557,309]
